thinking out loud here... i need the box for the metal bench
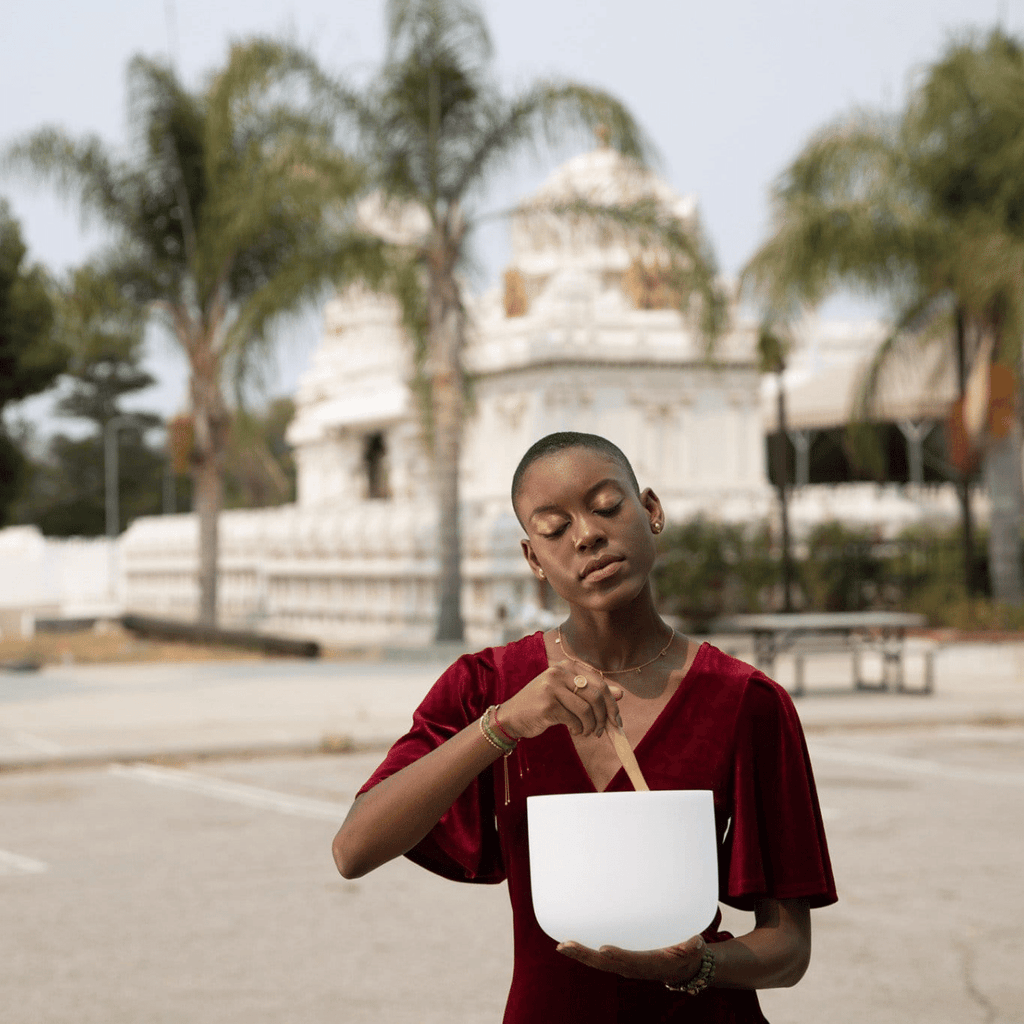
[707,612,932,697]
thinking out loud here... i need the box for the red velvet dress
[358,633,837,1023]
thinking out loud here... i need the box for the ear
[640,487,665,534]
[521,538,546,580]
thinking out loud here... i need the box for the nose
[572,514,607,552]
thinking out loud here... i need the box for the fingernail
[616,714,623,726]
[597,727,604,737]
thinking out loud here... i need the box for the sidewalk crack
[958,939,998,1024]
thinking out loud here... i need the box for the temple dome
[523,144,696,222]
[509,144,701,279]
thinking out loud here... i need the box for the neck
[562,588,670,673]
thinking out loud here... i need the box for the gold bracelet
[664,945,716,995]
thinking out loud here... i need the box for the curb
[800,711,1024,732]
[0,735,395,775]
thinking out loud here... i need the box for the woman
[333,432,836,1023]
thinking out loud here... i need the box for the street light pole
[104,415,132,539]
[104,415,133,607]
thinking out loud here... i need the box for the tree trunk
[985,419,1024,606]
[433,361,463,641]
[193,449,222,626]
[956,480,978,596]
[774,372,795,611]
[428,232,465,642]
[954,306,981,597]
[190,347,230,627]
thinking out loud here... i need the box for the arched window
[363,432,391,500]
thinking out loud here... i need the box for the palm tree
[743,28,1024,606]
[334,0,724,640]
[6,40,384,624]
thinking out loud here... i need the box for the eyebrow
[527,478,624,523]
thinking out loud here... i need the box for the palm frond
[222,231,390,372]
[446,81,654,207]
[126,56,206,252]
[776,111,905,205]
[843,294,953,475]
[531,195,726,344]
[385,0,493,72]
[852,294,948,420]
[3,128,134,233]
[203,37,334,157]
[945,217,1024,359]
[742,197,939,315]
[742,111,940,314]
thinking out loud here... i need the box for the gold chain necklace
[555,624,676,678]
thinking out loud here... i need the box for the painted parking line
[809,743,1024,788]
[108,763,347,821]
[0,849,48,875]
[7,732,63,754]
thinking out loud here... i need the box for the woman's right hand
[496,661,623,741]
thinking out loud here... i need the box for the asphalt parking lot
[3,724,1023,1024]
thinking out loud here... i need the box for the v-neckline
[541,636,707,793]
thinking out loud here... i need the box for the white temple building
[0,144,978,644]
[288,146,768,526]
[118,144,774,645]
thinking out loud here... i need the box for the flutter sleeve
[356,650,506,885]
[721,673,838,911]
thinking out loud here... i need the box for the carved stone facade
[283,146,768,524]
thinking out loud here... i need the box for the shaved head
[511,432,639,524]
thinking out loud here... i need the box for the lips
[580,555,624,580]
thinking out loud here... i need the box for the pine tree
[0,199,66,525]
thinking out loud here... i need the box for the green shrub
[800,521,882,612]
[881,522,989,604]
[901,579,1024,630]
[655,514,1022,631]
[654,518,776,626]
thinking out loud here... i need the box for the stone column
[788,429,813,488]
[897,420,929,487]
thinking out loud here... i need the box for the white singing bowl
[527,790,719,951]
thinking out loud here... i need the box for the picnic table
[706,612,931,696]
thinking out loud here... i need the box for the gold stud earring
[538,570,546,579]
[652,522,662,534]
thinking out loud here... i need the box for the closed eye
[594,502,622,517]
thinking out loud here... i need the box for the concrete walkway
[1,637,1022,771]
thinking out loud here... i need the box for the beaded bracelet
[479,706,516,755]
[491,705,518,745]
[664,945,716,995]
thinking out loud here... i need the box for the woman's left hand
[555,934,706,985]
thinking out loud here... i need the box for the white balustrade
[116,502,534,647]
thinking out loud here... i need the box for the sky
[2,0,1021,432]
